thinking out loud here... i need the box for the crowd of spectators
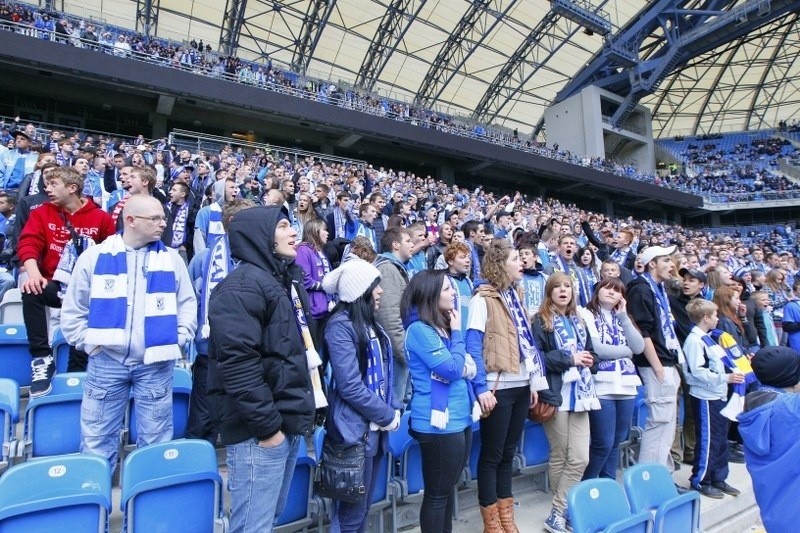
[2,1,800,203]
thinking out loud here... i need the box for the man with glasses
[16,167,116,395]
[61,195,196,469]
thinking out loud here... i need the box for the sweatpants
[689,396,730,488]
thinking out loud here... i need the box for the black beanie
[752,346,800,389]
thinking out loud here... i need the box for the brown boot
[480,503,505,533]
[497,497,520,533]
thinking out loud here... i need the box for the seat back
[624,463,699,532]
[567,478,643,533]
[126,366,192,445]
[623,463,678,511]
[0,378,19,466]
[0,454,111,532]
[520,420,550,467]
[0,324,31,387]
[0,289,23,325]
[50,328,72,374]
[121,439,222,533]
[23,373,86,458]
[275,436,315,528]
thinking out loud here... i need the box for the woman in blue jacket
[322,258,400,533]
[401,269,473,533]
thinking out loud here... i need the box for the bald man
[61,195,197,469]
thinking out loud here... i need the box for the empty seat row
[0,440,225,533]
[567,463,701,533]
[0,368,192,471]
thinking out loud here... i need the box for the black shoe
[712,481,741,496]
[30,355,55,398]
[728,450,745,464]
[675,484,692,495]
[694,484,725,499]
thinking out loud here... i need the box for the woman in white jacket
[578,276,644,479]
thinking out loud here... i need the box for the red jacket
[17,200,116,280]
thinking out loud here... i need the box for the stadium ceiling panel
[65,0,800,138]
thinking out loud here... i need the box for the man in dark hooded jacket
[207,206,315,532]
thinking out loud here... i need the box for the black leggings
[412,426,472,533]
[477,385,529,506]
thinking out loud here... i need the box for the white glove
[463,353,477,380]
[379,409,401,431]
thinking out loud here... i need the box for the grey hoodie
[61,242,197,364]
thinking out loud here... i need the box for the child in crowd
[751,291,779,348]
[682,299,745,498]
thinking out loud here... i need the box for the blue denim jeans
[81,352,174,469]
[226,435,301,533]
[584,397,635,479]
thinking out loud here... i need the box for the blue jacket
[405,317,471,434]
[738,391,800,533]
[324,310,396,456]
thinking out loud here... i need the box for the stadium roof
[66,0,800,139]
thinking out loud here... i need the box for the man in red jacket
[17,166,116,397]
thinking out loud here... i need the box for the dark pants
[584,397,635,480]
[187,355,217,444]
[67,346,88,372]
[333,450,382,533]
[690,397,730,488]
[22,280,62,358]
[413,426,472,533]
[478,385,529,506]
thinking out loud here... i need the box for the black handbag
[314,437,367,503]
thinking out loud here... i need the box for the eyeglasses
[133,215,167,223]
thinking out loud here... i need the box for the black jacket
[627,276,680,368]
[668,291,702,346]
[207,207,315,445]
[532,315,599,408]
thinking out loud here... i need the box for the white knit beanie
[322,258,381,303]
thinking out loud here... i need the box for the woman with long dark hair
[533,271,600,533]
[575,246,599,307]
[401,269,473,533]
[322,259,400,532]
[578,277,643,480]
[467,239,547,533]
[296,219,333,333]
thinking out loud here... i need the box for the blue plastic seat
[387,411,424,502]
[567,478,652,533]
[275,435,317,532]
[120,439,223,532]
[0,378,19,469]
[0,454,111,532]
[22,373,86,459]
[519,420,550,473]
[125,366,192,448]
[623,463,701,533]
[50,328,72,374]
[0,323,31,388]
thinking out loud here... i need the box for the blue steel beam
[356,0,428,92]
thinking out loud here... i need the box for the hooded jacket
[17,199,116,280]
[738,391,800,533]
[207,206,315,444]
[374,252,410,365]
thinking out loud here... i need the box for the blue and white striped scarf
[553,314,600,412]
[199,235,233,339]
[206,202,225,248]
[84,234,181,364]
